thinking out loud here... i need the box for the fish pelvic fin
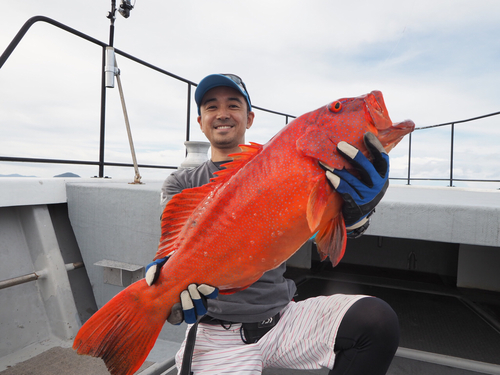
[315,214,347,267]
[306,174,332,232]
[73,280,167,375]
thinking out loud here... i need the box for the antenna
[118,0,134,18]
[105,0,135,88]
[104,0,142,184]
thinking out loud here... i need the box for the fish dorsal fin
[155,183,216,259]
[211,142,263,182]
[154,142,263,260]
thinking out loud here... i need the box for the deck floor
[2,264,499,375]
[295,277,500,365]
[0,347,153,375]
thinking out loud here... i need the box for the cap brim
[195,74,251,113]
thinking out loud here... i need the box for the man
[150,74,399,375]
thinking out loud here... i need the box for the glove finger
[181,290,197,324]
[337,141,377,186]
[321,161,365,200]
[167,303,184,325]
[145,257,169,286]
[198,284,219,299]
[145,263,161,286]
[364,132,389,177]
[331,169,363,200]
[324,168,340,189]
[188,284,208,317]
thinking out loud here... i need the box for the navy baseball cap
[195,74,252,115]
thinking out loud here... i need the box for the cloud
[1,1,500,187]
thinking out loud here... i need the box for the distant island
[54,172,80,178]
[0,172,80,178]
[0,173,37,177]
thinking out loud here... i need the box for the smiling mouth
[215,125,233,130]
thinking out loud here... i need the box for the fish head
[360,90,415,153]
[296,90,415,169]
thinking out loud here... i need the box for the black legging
[330,297,400,375]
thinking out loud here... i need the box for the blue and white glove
[145,257,169,286]
[145,255,218,325]
[321,132,389,238]
[177,284,219,325]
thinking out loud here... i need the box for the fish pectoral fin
[306,174,331,232]
[315,214,347,267]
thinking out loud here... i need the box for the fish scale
[73,90,414,375]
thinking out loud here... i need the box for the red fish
[73,91,414,374]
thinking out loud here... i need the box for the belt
[199,315,236,326]
[199,312,280,327]
[199,312,281,344]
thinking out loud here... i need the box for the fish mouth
[377,119,415,152]
[363,91,415,152]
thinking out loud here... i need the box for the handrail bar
[414,111,500,130]
[0,262,84,290]
[1,16,498,186]
[0,16,295,178]
[0,156,178,170]
[407,110,500,186]
[0,16,107,69]
[0,16,298,119]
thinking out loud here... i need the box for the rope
[113,48,143,184]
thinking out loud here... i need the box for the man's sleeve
[161,172,185,205]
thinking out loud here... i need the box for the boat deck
[2,263,499,375]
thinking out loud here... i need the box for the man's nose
[216,107,230,119]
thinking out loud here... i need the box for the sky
[1,1,499,189]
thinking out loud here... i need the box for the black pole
[407,132,412,185]
[186,83,191,142]
[98,1,117,177]
[98,47,107,177]
[108,0,116,47]
[449,123,455,187]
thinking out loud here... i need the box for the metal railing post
[186,83,192,142]
[98,47,107,178]
[407,132,412,185]
[449,123,455,187]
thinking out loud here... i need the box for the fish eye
[329,101,342,113]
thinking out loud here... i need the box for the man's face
[197,86,254,152]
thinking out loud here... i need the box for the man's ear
[197,116,203,133]
[246,111,255,129]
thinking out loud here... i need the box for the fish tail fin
[315,214,347,267]
[73,280,167,375]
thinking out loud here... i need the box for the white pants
[175,294,367,375]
